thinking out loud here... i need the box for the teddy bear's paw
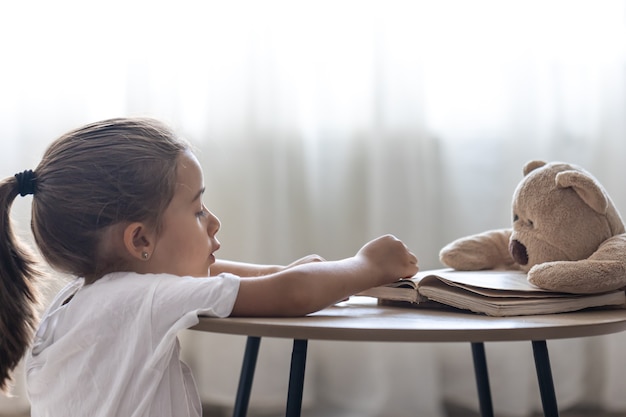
[528,260,626,294]
[440,229,515,270]
[439,249,492,270]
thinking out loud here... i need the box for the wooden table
[192,297,626,417]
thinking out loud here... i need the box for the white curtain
[1,1,626,416]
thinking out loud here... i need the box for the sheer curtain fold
[2,1,626,416]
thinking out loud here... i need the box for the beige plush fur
[439,160,626,294]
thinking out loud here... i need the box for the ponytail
[0,176,40,393]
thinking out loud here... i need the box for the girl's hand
[357,235,419,283]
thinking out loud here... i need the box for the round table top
[192,296,626,343]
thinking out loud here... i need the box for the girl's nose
[208,211,221,236]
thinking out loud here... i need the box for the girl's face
[148,150,221,277]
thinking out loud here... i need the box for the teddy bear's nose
[509,239,529,265]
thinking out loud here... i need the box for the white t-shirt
[25,271,241,417]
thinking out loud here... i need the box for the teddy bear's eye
[513,214,519,222]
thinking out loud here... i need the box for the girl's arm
[230,235,418,317]
[211,255,325,277]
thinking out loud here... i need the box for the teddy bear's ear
[522,160,546,176]
[555,170,608,215]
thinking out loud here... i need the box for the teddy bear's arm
[439,228,517,271]
[527,233,626,294]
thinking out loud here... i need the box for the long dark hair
[0,117,188,392]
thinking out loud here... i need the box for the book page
[418,279,626,316]
[416,268,574,296]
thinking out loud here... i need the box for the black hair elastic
[14,169,37,197]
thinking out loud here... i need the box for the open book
[357,268,626,317]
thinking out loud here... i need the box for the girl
[0,117,418,416]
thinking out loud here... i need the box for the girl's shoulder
[93,271,240,300]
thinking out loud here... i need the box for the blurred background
[1,1,625,416]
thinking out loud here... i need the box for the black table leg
[471,342,494,417]
[232,336,261,417]
[532,340,559,417]
[285,339,308,417]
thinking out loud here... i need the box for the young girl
[0,117,418,416]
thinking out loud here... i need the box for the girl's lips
[209,241,220,263]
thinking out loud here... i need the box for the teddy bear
[439,160,626,294]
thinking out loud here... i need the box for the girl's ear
[123,222,155,261]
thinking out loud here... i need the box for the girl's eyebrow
[192,187,205,202]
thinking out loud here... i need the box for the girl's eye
[196,207,208,218]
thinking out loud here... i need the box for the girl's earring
[141,251,150,260]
